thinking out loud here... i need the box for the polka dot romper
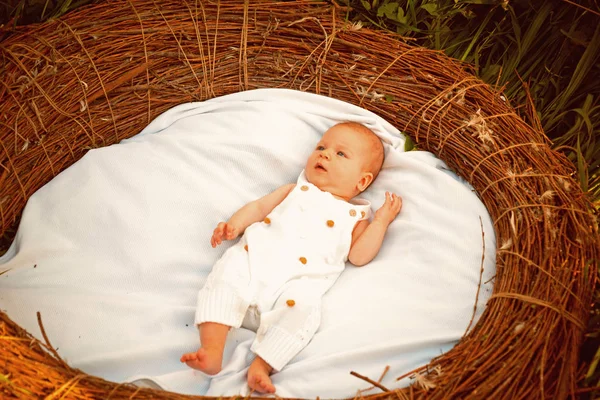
[195,170,371,371]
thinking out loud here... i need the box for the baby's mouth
[315,163,327,172]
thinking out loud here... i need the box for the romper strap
[297,169,372,221]
[348,198,371,221]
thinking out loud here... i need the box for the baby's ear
[357,172,374,192]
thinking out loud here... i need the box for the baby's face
[305,124,376,201]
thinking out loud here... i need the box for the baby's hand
[211,222,240,248]
[374,192,402,225]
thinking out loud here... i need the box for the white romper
[195,170,371,371]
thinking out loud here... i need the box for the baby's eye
[317,145,325,151]
[337,151,345,157]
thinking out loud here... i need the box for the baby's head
[305,122,384,201]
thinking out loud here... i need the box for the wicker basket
[0,0,597,398]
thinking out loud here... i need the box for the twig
[464,215,485,335]
[350,371,390,392]
[36,311,69,368]
[575,386,600,394]
[357,365,390,395]
[378,366,390,383]
[561,0,600,16]
[396,365,427,382]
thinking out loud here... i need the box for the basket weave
[0,0,598,398]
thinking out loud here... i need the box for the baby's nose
[320,149,332,159]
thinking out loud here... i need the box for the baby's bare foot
[247,357,275,394]
[180,348,222,375]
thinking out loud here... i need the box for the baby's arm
[347,192,402,266]
[211,183,295,247]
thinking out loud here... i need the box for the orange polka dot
[264,217,271,224]
[361,211,366,218]
[244,245,248,251]
[326,220,335,227]
[286,299,296,307]
[301,185,309,191]
[299,257,307,264]
[349,209,357,217]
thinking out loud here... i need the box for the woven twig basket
[0,0,597,398]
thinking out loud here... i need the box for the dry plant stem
[561,0,600,17]
[350,371,390,392]
[356,365,390,395]
[575,386,600,394]
[36,311,68,368]
[462,215,485,335]
[0,0,597,399]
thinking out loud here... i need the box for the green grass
[346,0,600,207]
[0,0,96,27]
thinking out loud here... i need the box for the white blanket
[0,89,495,398]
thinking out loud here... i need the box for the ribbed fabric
[251,326,307,372]
[195,284,248,328]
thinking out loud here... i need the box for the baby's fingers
[215,222,226,233]
[384,191,392,206]
[211,222,226,247]
[392,194,403,213]
[225,224,237,239]
[210,233,219,248]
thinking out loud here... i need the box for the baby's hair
[335,121,385,180]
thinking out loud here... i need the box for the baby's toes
[261,379,275,393]
[180,352,198,362]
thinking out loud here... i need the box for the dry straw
[0,0,598,398]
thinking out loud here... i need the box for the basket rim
[0,1,598,399]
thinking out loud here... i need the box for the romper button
[361,211,366,218]
[326,220,335,227]
[264,217,271,224]
[299,257,307,264]
[349,209,357,217]
[244,245,248,251]
[301,185,309,191]
[286,299,296,307]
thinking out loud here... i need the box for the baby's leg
[184,241,252,373]
[247,355,275,394]
[247,278,326,393]
[180,322,230,374]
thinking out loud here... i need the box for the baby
[180,122,402,393]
